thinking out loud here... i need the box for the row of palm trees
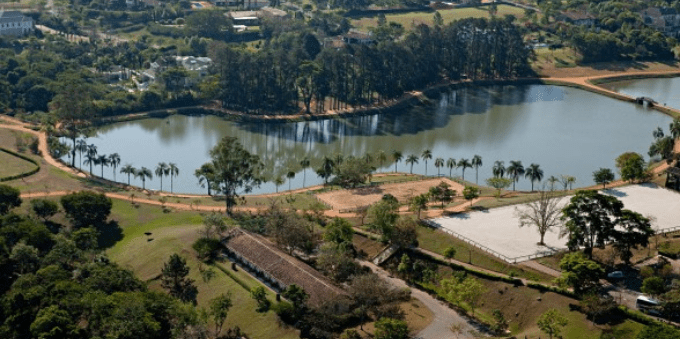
[491,160,549,191]
[73,138,180,192]
[390,150,484,183]
[119,162,179,192]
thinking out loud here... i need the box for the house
[175,56,212,78]
[223,229,346,307]
[641,7,680,37]
[558,10,597,26]
[0,10,34,36]
[342,30,374,45]
[259,7,288,19]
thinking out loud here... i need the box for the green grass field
[351,5,526,32]
[424,264,644,339]
[104,200,300,339]
[0,150,37,179]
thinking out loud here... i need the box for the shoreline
[96,71,680,126]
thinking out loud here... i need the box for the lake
[600,76,680,111]
[74,84,672,195]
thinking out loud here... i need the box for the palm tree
[566,175,576,190]
[136,167,153,190]
[318,156,335,185]
[84,153,97,176]
[85,144,98,175]
[421,149,432,176]
[458,158,472,181]
[506,160,524,191]
[377,150,387,172]
[155,162,169,191]
[274,176,284,193]
[286,171,295,191]
[405,154,419,174]
[392,150,403,173]
[670,118,680,139]
[472,155,482,184]
[492,160,505,178]
[96,154,109,178]
[525,163,544,192]
[76,139,87,170]
[547,175,559,190]
[108,153,121,182]
[168,163,179,193]
[120,164,136,185]
[299,157,310,188]
[434,157,444,176]
[446,158,456,177]
[195,163,215,195]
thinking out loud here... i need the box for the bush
[60,191,112,228]
[192,237,221,261]
[0,184,22,215]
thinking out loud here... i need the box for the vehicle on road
[636,295,660,315]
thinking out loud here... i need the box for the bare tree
[515,188,564,246]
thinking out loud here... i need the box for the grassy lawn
[0,150,38,178]
[104,200,300,339]
[416,224,555,283]
[351,5,525,32]
[423,266,644,339]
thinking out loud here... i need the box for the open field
[351,5,525,32]
[317,177,464,211]
[103,200,300,339]
[416,256,646,339]
[429,184,680,262]
[0,150,37,179]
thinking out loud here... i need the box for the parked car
[607,271,624,279]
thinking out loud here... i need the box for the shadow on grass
[97,220,124,249]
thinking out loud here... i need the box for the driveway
[359,260,487,339]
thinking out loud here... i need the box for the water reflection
[83,85,671,195]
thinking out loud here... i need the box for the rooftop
[224,229,345,307]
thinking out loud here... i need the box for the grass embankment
[410,255,645,339]
[350,5,525,32]
[103,200,301,339]
[0,149,39,180]
[416,225,554,283]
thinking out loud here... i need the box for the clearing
[316,177,463,211]
[428,184,680,262]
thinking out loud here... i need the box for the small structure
[259,7,288,19]
[635,96,657,107]
[558,10,597,26]
[640,7,680,37]
[342,30,374,45]
[0,10,34,36]
[223,229,345,307]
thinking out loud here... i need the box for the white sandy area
[429,184,680,262]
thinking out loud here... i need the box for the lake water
[600,76,680,111]
[74,84,672,195]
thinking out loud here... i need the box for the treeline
[209,17,531,115]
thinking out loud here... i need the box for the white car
[607,271,624,279]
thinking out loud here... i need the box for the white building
[0,10,34,36]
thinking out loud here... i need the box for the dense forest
[209,17,531,114]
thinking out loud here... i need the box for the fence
[422,219,567,264]
[426,220,680,264]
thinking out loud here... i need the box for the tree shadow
[44,220,64,234]
[97,220,124,249]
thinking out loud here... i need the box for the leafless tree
[515,188,564,246]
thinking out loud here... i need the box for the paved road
[359,260,486,339]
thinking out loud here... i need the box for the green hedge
[0,148,40,182]
[617,306,665,326]
[411,249,524,286]
[213,262,251,292]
